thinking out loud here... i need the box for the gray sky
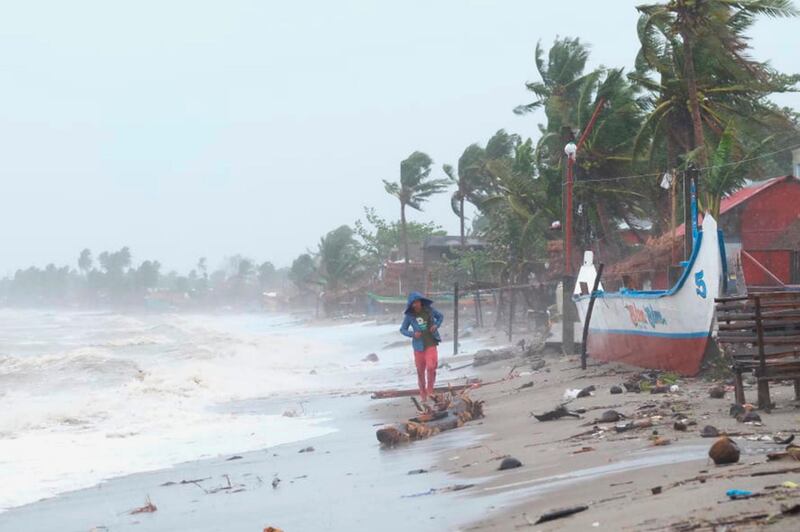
[1,0,797,275]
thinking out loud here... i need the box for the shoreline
[4,323,798,531]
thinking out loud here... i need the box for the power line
[558,141,800,186]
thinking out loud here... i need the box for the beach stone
[709,385,725,399]
[309,369,317,375]
[363,353,379,362]
[577,385,596,398]
[498,457,522,471]
[673,420,687,431]
[610,385,623,395]
[599,410,622,423]
[531,359,546,371]
[700,425,720,438]
[709,436,740,465]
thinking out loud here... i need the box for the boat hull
[574,215,722,376]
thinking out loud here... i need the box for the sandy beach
[2,315,799,532]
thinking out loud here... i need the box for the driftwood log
[371,378,481,399]
[376,392,485,446]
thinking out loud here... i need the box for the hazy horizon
[2,0,798,276]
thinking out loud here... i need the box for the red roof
[673,175,796,237]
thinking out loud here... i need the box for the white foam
[0,310,411,512]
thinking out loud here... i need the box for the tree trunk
[460,192,466,248]
[401,202,409,280]
[682,31,708,168]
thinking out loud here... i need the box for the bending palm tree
[384,151,449,277]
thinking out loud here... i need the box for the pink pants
[414,345,438,399]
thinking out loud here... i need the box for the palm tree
[635,0,798,167]
[78,248,92,275]
[515,37,650,252]
[316,225,361,292]
[702,122,775,218]
[383,151,449,275]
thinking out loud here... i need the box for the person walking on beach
[399,291,444,402]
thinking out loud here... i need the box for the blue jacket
[400,291,444,352]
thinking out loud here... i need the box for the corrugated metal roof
[672,175,796,237]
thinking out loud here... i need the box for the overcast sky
[1,0,797,275]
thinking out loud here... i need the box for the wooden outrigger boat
[573,204,725,376]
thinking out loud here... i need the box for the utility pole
[561,97,606,355]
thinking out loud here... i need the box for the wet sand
[433,350,800,530]
[0,391,494,532]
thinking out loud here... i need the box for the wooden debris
[534,505,589,524]
[532,405,581,422]
[767,444,800,462]
[376,391,484,445]
[129,496,157,515]
[371,379,481,399]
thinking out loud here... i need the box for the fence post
[507,287,514,342]
[471,260,483,327]
[754,295,771,409]
[453,282,459,356]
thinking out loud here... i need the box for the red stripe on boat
[587,332,709,376]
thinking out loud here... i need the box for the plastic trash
[726,489,753,499]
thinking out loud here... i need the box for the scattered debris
[309,369,317,375]
[534,505,589,524]
[573,447,595,454]
[362,353,379,362]
[160,477,211,487]
[674,420,688,431]
[737,411,762,423]
[774,434,795,445]
[298,446,315,453]
[531,359,547,371]
[614,419,652,433]
[226,455,243,461]
[598,410,622,423]
[726,489,753,500]
[473,347,515,367]
[272,476,281,489]
[709,436,740,465]
[650,436,671,446]
[782,503,800,515]
[407,468,429,475]
[532,405,582,422]
[709,385,726,399]
[498,457,522,470]
[517,381,534,390]
[129,496,157,515]
[766,444,800,462]
[610,385,623,395]
[651,486,662,495]
[700,425,720,438]
[650,385,670,394]
[263,527,284,532]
